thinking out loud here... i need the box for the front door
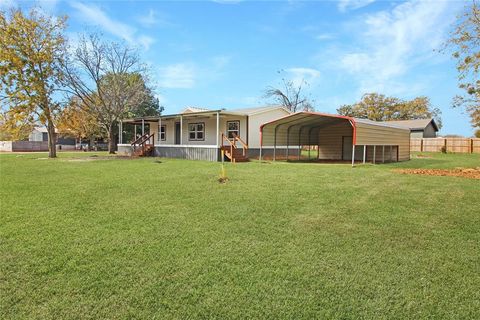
[175,122,181,144]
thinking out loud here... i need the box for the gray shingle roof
[383,119,438,131]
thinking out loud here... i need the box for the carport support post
[389,145,392,161]
[382,146,385,163]
[259,128,263,161]
[363,145,366,164]
[298,127,303,160]
[373,145,376,164]
[286,126,290,161]
[351,145,355,167]
[273,125,278,161]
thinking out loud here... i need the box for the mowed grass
[0,152,479,319]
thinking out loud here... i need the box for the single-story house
[118,105,291,161]
[0,127,76,152]
[384,119,438,138]
[29,127,76,150]
[260,112,411,165]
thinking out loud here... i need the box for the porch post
[180,115,183,145]
[134,124,137,139]
[119,121,122,144]
[216,112,220,147]
[382,145,385,163]
[158,118,162,145]
[373,145,376,164]
[363,145,366,164]
[351,144,355,167]
[142,119,145,136]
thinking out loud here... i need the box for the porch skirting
[118,144,220,161]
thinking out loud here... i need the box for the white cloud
[158,63,196,89]
[70,1,155,50]
[338,0,458,95]
[285,67,321,87]
[338,0,375,12]
[315,33,334,41]
[138,9,157,27]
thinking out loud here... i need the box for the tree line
[1,2,480,158]
[0,8,162,157]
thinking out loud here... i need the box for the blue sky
[2,0,475,136]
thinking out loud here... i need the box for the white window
[227,121,240,139]
[159,125,166,141]
[188,123,204,141]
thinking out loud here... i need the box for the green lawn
[1,152,479,319]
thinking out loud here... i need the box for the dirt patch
[394,167,480,179]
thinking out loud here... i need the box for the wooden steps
[133,144,154,157]
[221,145,249,162]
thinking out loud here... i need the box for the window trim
[188,122,205,141]
[226,120,240,139]
[159,124,166,141]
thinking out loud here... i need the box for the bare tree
[264,76,315,112]
[63,33,150,153]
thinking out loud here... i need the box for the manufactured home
[118,106,290,161]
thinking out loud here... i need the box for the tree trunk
[108,126,116,154]
[47,120,57,158]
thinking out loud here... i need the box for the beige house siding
[410,131,424,139]
[248,108,291,148]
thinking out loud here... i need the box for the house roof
[384,119,438,131]
[180,106,212,114]
[122,105,290,123]
[228,105,289,115]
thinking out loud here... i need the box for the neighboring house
[118,105,291,161]
[384,119,439,138]
[29,126,76,149]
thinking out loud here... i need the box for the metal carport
[259,112,411,166]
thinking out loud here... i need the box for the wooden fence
[411,138,480,153]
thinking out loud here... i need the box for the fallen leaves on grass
[394,167,480,179]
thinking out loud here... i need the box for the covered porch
[118,110,248,161]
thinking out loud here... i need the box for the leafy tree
[131,87,164,118]
[475,129,480,138]
[337,93,442,128]
[444,1,480,130]
[63,33,150,153]
[0,8,67,157]
[264,72,315,112]
[0,110,34,141]
[57,97,103,148]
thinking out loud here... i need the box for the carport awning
[260,112,355,146]
[260,112,410,147]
